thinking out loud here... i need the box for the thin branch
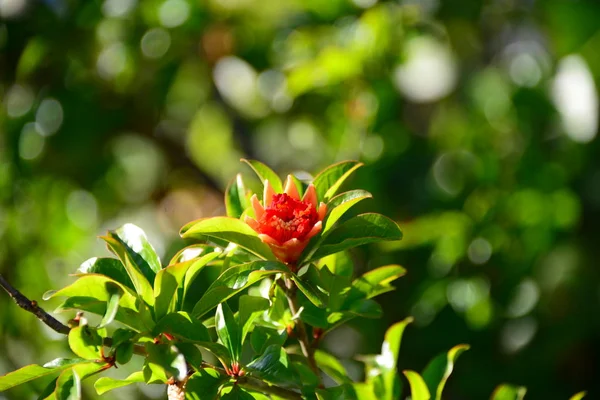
[278,278,320,381]
[201,362,303,400]
[0,274,70,334]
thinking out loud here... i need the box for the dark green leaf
[184,369,226,400]
[345,265,406,306]
[318,251,353,278]
[241,159,283,193]
[226,174,250,218]
[347,298,382,318]
[77,257,133,290]
[238,295,269,346]
[195,342,232,369]
[144,343,187,383]
[180,217,275,261]
[220,385,255,400]
[216,302,240,362]
[316,384,357,400]
[308,213,403,262]
[192,261,289,318]
[313,161,363,201]
[0,359,87,391]
[403,370,430,400]
[154,312,211,342]
[115,342,134,365]
[94,371,145,395]
[421,344,469,400]
[247,344,300,387]
[182,251,222,307]
[292,265,327,308]
[250,326,287,355]
[54,369,81,400]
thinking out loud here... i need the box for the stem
[0,274,70,334]
[278,278,320,381]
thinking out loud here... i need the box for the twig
[0,274,70,334]
[278,278,320,381]
[201,362,303,400]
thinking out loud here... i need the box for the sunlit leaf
[313,161,363,201]
[192,261,289,318]
[154,312,211,343]
[184,369,226,400]
[238,295,269,347]
[241,159,283,193]
[421,344,470,400]
[67,325,103,360]
[144,343,187,383]
[94,371,145,395]
[323,192,372,233]
[314,350,351,384]
[77,257,133,290]
[250,326,287,355]
[491,384,527,400]
[569,392,586,400]
[0,359,87,391]
[108,223,161,278]
[247,345,299,387]
[216,302,240,362]
[98,282,122,328]
[403,370,431,400]
[181,217,275,261]
[54,369,81,400]
[226,174,251,218]
[316,384,357,400]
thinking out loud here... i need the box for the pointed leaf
[169,244,216,265]
[570,392,586,400]
[316,385,357,400]
[144,343,187,383]
[291,271,326,308]
[307,213,402,262]
[491,384,527,400]
[181,217,275,261]
[314,350,351,384]
[0,359,87,392]
[182,251,222,304]
[77,257,133,290]
[403,370,431,400]
[247,345,299,387]
[216,302,241,362]
[55,369,81,400]
[323,193,372,233]
[319,251,353,278]
[68,325,103,360]
[422,344,469,400]
[108,223,161,277]
[239,295,269,347]
[98,282,122,328]
[313,161,363,201]
[94,371,145,395]
[241,159,283,193]
[345,265,406,306]
[220,385,256,400]
[184,369,226,400]
[375,318,413,400]
[192,261,289,318]
[251,326,287,355]
[226,174,250,218]
[154,312,211,342]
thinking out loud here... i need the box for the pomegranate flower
[244,176,327,265]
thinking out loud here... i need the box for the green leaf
[94,371,145,395]
[175,343,204,371]
[316,385,357,400]
[0,359,86,391]
[247,345,299,387]
[102,233,155,307]
[313,161,363,201]
[77,257,133,290]
[403,370,431,400]
[192,261,289,318]
[108,223,161,277]
[181,217,275,261]
[98,282,122,328]
[345,265,406,306]
[347,298,382,318]
[115,342,134,365]
[323,192,372,233]
[169,244,216,265]
[241,159,283,193]
[220,385,256,400]
[308,213,403,262]
[144,343,187,383]
[182,251,222,306]
[38,377,59,400]
[570,392,587,400]
[216,302,240,362]
[421,344,469,400]
[374,318,413,400]
[48,274,153,331]
[226,174,250,218]
[291,268,326,308]
[68,325,103,360]
[491,384,527,400]
[154,312,211,342]
[250,326,287,355]
[319,251,353,278]
[184,369,226,400]
[195,342,232,369]
[238,295,269,347]
[314,350,351,384]
[54,369,81,400]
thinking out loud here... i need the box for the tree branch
[0,274,70,334]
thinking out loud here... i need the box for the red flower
[245,176,327,265]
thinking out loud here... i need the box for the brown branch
[0,274,70,334]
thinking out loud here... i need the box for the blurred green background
[1,0,599,398]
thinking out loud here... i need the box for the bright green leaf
[247,345,299,387]
[180,217,275,261]
[182,251,222,306]
[316,384,357,400]
[308,213,402,262]
[94,371,145,395]
[0,359,87,392]
[345,265,406,306]
[192,261,289,318]
[77,257,133,290]
[421,344,469,400]
[144,343,187,383]
[98,282,122,328]
[319,251,354,278]
[403,370,431,400]
[216,302,241,362]
[184,368,226,400]
[569,391,586,400]
[68,326,103,360]
[54,369,81,400]
[250,326,287,355]
[323,193,372,233]
[154,311,211,342]
[313,161,363,201]
[491,384,527,400]
[314,350,351,384]
[226,174,250,218]
[241,159,283,193]
[238,295,269,347]
[220,385,256,400]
